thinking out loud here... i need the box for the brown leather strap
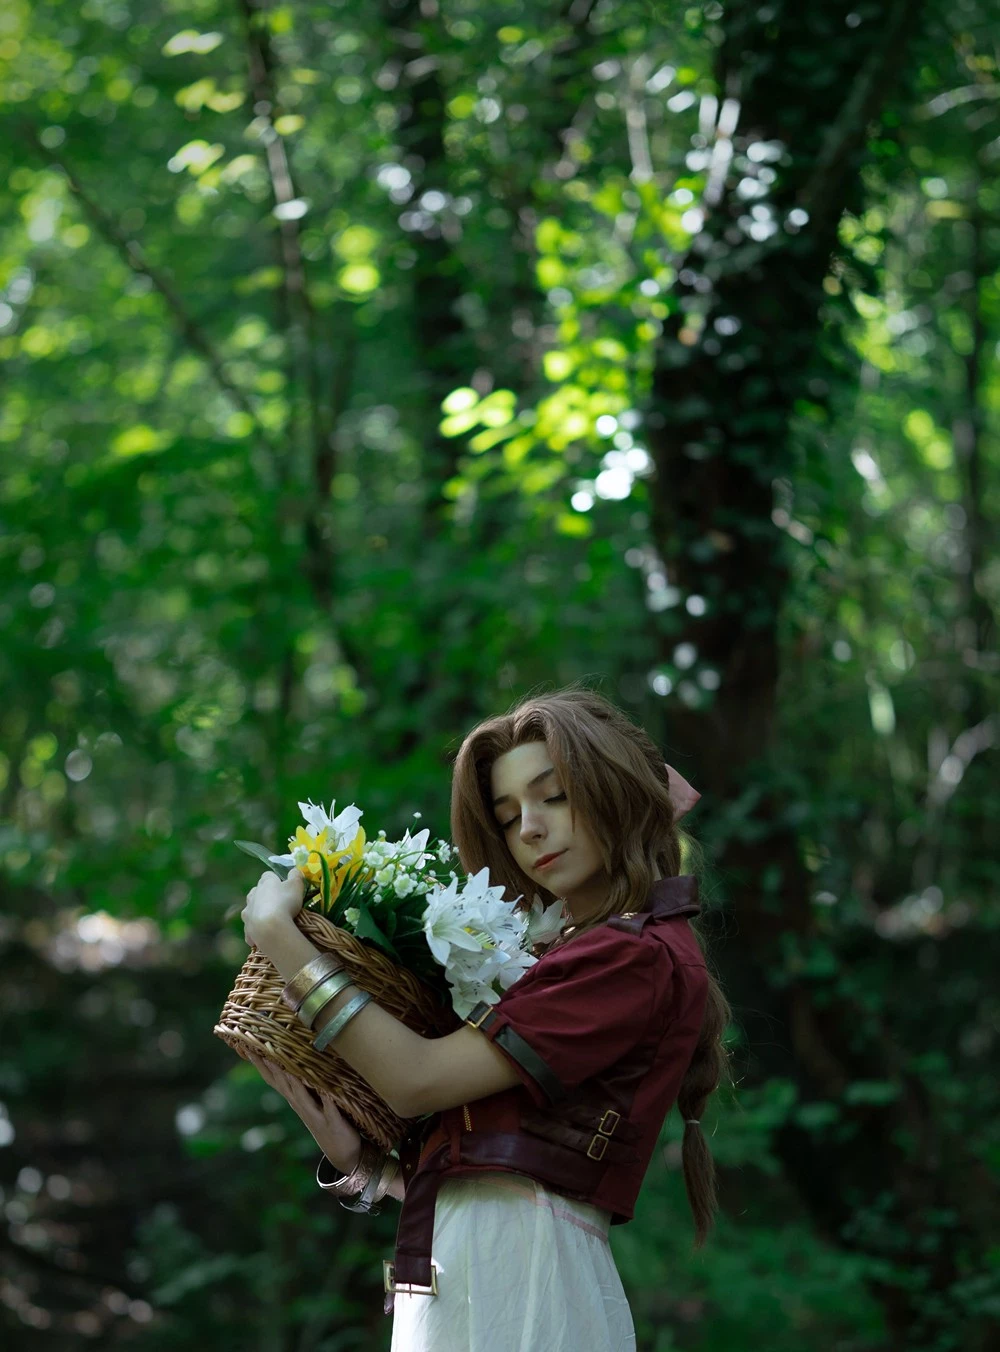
[465,1003,569,1103]
[390,1130,619,1302]
[517,1109,640,1162]
[396,1114,436,1189]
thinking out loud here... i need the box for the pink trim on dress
[456,1171,611,1242]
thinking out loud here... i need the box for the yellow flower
[327,824,367,901]
[288,825,329,886]
[289,824,368,901]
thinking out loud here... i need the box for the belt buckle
[465,1003,492,1030]
[586,1134,608,1161]
[599,1109,620,1135]
[383,1260,439,1296]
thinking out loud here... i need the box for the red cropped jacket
[383,874,709,1313]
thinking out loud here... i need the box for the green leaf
[318,852,332,911]
[234,840,290,879]
[352,903,400,959]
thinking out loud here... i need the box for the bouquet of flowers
[215,796,566,1149]
[235,796,566,1017]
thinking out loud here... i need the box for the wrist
[251,911,297,945]
[339,1137,362,1175]
[252,917,319,981]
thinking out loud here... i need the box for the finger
[261,1058,297,1094]
[300,1079,323,1105]
[250,1057,283,1090]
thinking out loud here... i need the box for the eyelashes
[499,792,567,831]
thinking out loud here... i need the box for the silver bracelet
[296,969,355,1030]
[281,953,343,1015]
[341,1140,391,1214]
[313,990,372,1052]
[316,1147,374,1196]
[317,1139,394,1214]
[374,1155,401,1203]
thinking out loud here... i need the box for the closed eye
[499,793,566,831]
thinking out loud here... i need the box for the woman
[242,685,732,1350]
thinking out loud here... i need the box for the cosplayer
[241,686,731,1351]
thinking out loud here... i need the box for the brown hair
[449,680,732,1246]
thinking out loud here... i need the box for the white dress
[390,1170,637,1352]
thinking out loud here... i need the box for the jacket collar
[639,873,700,920]
[551,874,700,952]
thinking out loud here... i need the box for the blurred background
[2,0,998,1348]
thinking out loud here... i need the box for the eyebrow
[492,766,556,809]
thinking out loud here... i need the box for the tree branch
[19,122,281,468]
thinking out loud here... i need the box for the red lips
[535,850,565,868]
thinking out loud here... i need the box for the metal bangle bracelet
[316,1145,378,1196]
[341,1139,389,1214]
[313,990,372,1052]
[297,969,356,1029]
[281,953,343,1014]
[373,1155,401,1203]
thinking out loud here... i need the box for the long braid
[676,971,731,1246]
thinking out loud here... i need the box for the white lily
[394,826,431,867]
[492,940,538,989]
[448,981,494,1021]
[298,799,363,847]
[422,879,492,966]
[525,893,567,948]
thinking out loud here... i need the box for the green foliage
[233,840,291,880]
[1,0,998,1349]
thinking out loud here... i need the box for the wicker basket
[214,908,462,1153]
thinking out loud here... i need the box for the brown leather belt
[384,1123,636,1314]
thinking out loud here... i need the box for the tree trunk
[646,2,998,1346]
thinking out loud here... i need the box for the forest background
[1,0,998,1349]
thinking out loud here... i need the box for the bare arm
[254,916,522,1119]
[247,1050,409,1202]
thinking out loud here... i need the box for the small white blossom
[344,907,361,927]
[374,865,396,886]
[291,844,311,868]
[393,873,417,898]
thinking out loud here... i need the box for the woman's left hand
[242,869,306,947]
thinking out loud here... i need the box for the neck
[559,864,665,928]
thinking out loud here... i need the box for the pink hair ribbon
[664,762,700,819]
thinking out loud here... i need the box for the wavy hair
[450,680,731,1246]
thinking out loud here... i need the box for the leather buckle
[465,1003,493,1030]
[384,1260,439,1296]
[599,1109,620,1135]
[587,1134,608,1161]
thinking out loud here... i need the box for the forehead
[489,741,554,799]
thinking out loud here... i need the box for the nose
[519,808,546,845]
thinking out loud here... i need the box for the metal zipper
[462,1104,471,1131]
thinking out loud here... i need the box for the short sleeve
[471,927,666,1109]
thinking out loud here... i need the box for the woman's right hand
[247,1051,362,1174]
